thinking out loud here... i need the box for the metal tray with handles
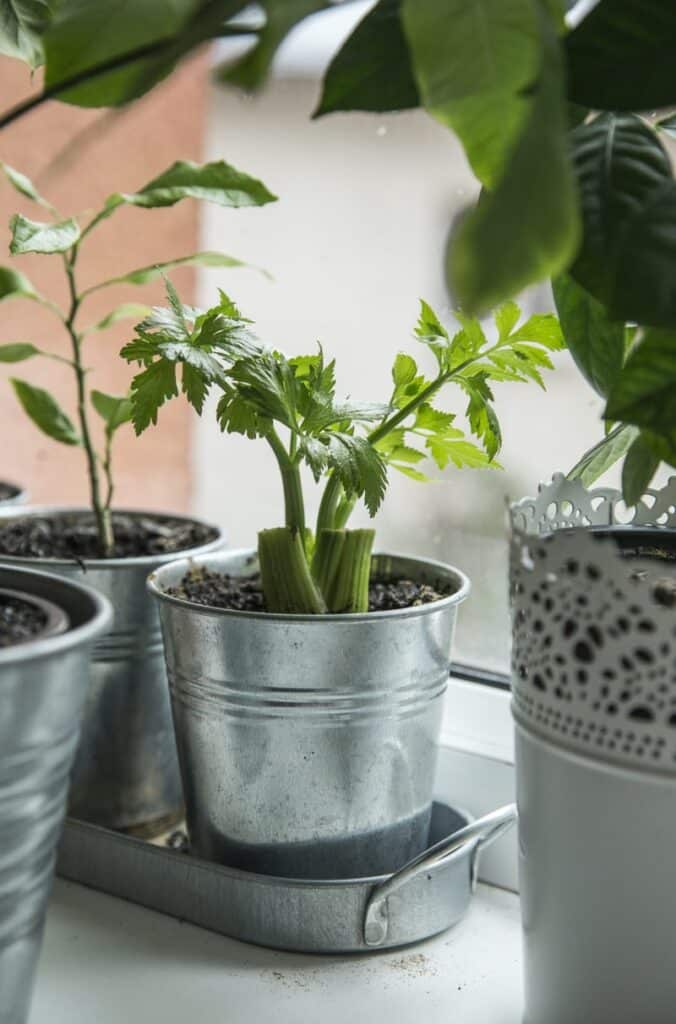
[56,803,515,953]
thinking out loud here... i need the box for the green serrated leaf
[427,435,496,470]
[415,299,448,342]
[392,352,417,389]
[182,362,209,414]
[129,359,178,434]
[0,341,39,362]
[9,213,80,255]
[509,313,564,351]
[494,301,520,341]
[326,432,388,517]
[11,377,80,445]
[414,403,457,435]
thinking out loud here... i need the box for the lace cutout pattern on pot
[510,474,676,774]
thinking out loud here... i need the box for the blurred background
[0,3,636,673]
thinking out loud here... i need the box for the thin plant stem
[63,249,114,556]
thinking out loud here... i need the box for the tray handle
[363,803,517,947]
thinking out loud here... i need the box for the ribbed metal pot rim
[148,548,471,623]
[0,564,112,666]
[0,506,223,570]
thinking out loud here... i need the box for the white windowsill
[31,878,522,1024]
[30,677,519,1022]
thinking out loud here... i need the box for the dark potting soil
[0,512,218,561]
[0,594,47,647]
[0,482,20,503]
[168,566,451,614]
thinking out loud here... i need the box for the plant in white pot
[0,159,276,835]
[124,283,562,877]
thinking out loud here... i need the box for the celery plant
[122,285,563,612]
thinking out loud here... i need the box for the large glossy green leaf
[605,328,676,434]
[11,378,81,445]
[402,0,540,189]
[9,213,80,254]
[552,273,625,397]
[0,0,50,67]
[103,161,277,219]
[42,0,245,108]
[314,0,419,118]
[0,266,37,301]
[220,0,328,91]
[565,0,676,112]
[571,114,676,329]
[622,432,660,505]
[448,7,579,314]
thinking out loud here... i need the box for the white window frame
[437,676,517,892]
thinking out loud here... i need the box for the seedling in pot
[0,159,276,556]
[122,285,563,614]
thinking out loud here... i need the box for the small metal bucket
[149,550,469,879]
[0,565,111,1024]
[0,508,223,835]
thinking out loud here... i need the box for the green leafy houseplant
[550,112,676,504]
[0,2,674,330]
[122,282,563,613]
[0,158,276,555]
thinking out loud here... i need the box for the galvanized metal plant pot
[511,475,676,1024]
[0,508,223,835]
[149,550,470,879]
[0,565,111,1024]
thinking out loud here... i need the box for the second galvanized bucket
[0,508,223,835]
[149,550,469,879]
